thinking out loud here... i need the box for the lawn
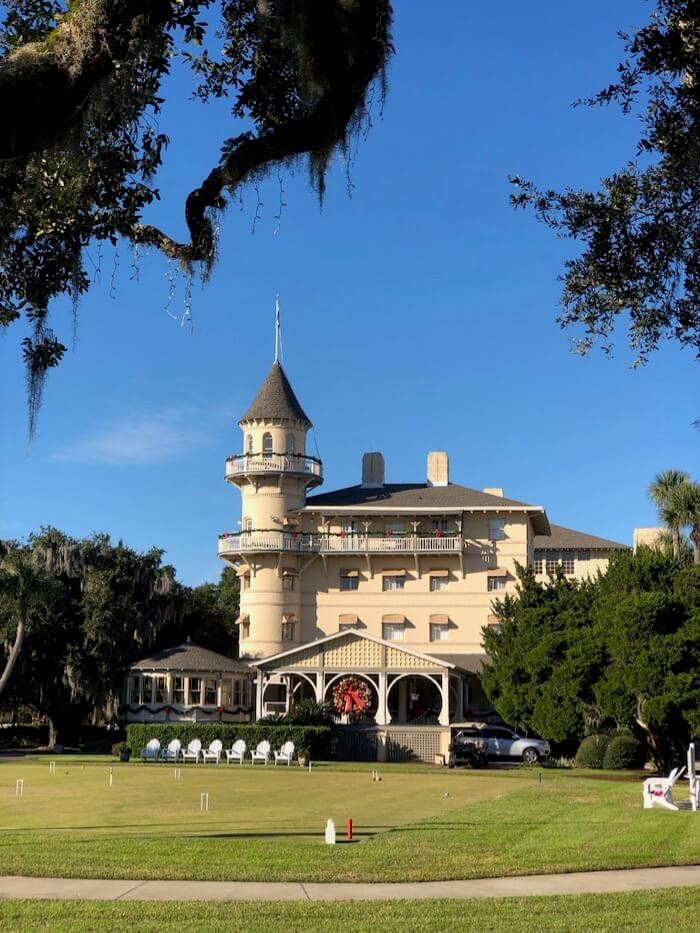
[0,757,698,882]
[1,890,700,932]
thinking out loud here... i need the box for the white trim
[302,505,545,514]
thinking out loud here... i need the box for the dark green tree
[512,1,700,363]
[157,565,240,656]
[1,528,181,746]
[0,0,393,432]
[483,550,700,769]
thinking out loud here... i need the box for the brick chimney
[362,452,385,488]
[427,451,449,487]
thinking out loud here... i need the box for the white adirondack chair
[160,739,181,762]
[182,739,202,764]
[140,738,160,762]
[250,740,271,765]
[202,739,223,764]
[643,765,685,810]
[274,741,295,766]
[225,739,246,765]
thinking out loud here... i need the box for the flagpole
[274,295,280,363]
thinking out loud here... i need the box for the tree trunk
[672,526,681,559]
[0,616,25,698]
[691,524,700,566]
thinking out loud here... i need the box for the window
[128,676,140,705]
[340,569,359,591]
[488,576,507,591]
[173,676,185,704]
[341,519,357,536]
[385,520,406,536]
[243,517,252,532]
[282,621,296,641]
[382,574,405,591]
[488,518,506,540]
[339,623,357,632]
[154,675,167,704]
[545,550,559,574]
[282,574,296,591]
[204,679,217,705]
[241,573,251,590]
[487,613,501,632]
[430,575,448,592]
[246,433,253,454]
[382,622,405,641]
[578,550,591,562]
[432,519,448,534]
[141,675,153,704]
[561,554,575,575]
[240,621,250,640]
[262,432,273,456]
[286,434,295,455]
[233,679,250,706]
[430,623,449,642]
[533,549,544,573]
[188,677,202,705]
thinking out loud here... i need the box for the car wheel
[522,747,540,764]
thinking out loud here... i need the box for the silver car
[455,726,550,763]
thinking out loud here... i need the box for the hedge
[602,734,647,770]
[574,734,612,769]
[125,723,332,759]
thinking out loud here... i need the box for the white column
[439,672,450,726]
[375,672,388,726]
[314,672,324,704]
[284,675,292,715]
[255,671,264,720]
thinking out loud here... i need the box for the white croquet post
[174,768,181,780]
[109,768,113,787]
[325,818,336,845]
[49,761,56,774]
[200,792,209,811]
[15,779,24,797]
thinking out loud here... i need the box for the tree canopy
[482,550,700,769]
[0,0,393,431]
[0,528,239,745]
[512,0,700,363]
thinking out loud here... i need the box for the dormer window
[262,433,273,457]
[246,434,253,454]
[286,434,295,455]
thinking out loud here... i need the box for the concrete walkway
[0,866,699,901]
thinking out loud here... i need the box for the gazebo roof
[130,641,252,674]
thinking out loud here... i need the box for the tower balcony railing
[225,453,323,482]
[218,531,464,556]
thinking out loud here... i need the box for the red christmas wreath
[332,676,372,716]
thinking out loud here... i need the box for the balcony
[218,531,464,557]
[225,453,323,483]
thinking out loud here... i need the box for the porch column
[439,671,450,726]
[255,670,264,721]
[166,674,174,705]
[456,675,465,722]
[284,674,292,715]
[375,671,388,726]
[314,672,324,704]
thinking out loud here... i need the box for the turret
[219,360,322,658]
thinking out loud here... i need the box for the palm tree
[648,469,690,559]
[671,481,700,566]
[0,550,50,698]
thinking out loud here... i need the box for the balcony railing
[218,531,464,556]
[225,453,323,481]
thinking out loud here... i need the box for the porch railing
[225,454,323,481]
[218,531,464,556]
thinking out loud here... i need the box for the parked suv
[453,726,550,763]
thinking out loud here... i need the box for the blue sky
[1,1,698,586]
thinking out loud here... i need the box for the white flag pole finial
[274,295,283,364]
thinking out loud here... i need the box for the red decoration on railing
[164,706,172,718]
[434,527,444,538]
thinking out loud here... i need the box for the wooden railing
[225,454,323,480]
[218,532,464,556]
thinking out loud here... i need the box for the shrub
[125,723,332,760]
[574,734,612,769]
[0,725,49,748]
[602,734,647,770]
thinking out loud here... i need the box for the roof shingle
[534,523,629,551]
[240,362,311,427]
[130,642,251,674]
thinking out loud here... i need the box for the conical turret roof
[240,362,312,427]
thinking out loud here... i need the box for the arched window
[243,517,253,532]
[262,432,273,457]
[246,434,253,454]
[286,434,295,455]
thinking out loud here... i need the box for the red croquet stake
[347,818,353,841]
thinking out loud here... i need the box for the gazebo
[124,639,255,724]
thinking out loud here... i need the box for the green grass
[0,757,698,882]
[1,890,700,932]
